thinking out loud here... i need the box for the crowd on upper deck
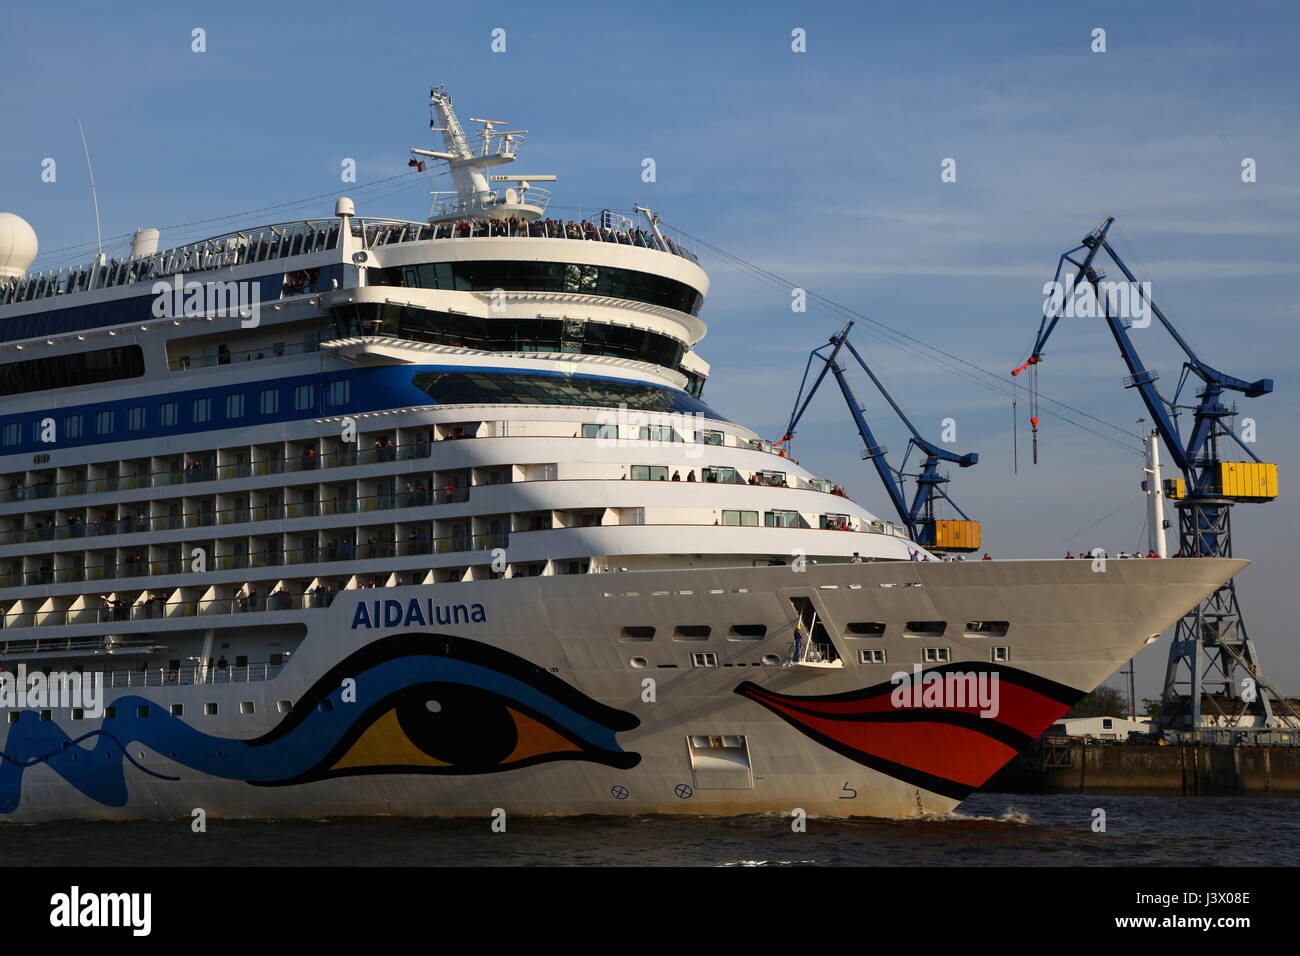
[360,216,691,258]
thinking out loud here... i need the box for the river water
[4,792,1295,866]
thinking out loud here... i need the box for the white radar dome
[0,213,39,280]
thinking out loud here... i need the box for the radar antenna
[411,87,557,223]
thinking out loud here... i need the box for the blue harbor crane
[781,321,980,553]
[1012,216,1293,735]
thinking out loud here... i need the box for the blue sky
[3,0,1298,699]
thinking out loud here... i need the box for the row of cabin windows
[685,647,1010,668]
[630,468,791,486]
[581,424,725,445]
[858,647,1010,664]
[0,381,350,446]
[16,698,297,722]
[620,622,1011,642]
[619,624,768,642]
[845,621,1011,638]
[718,510,847,528]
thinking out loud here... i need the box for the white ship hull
[0,87,1253,826]
[2,557,1241,822]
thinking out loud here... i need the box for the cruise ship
[0,88,1242,822]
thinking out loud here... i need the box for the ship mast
[412,86,556,223]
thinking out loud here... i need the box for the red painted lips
[734,664,1082,800]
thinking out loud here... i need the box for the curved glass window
[0,345,144,396]
[370,260,704,316]
[0,273,288,345]
[332,303,687,370]
[411,371,727,420]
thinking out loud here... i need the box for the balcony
[0,486,469,547]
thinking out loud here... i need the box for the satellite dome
[0,213,38,280]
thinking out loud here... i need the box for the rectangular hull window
[964,621,1010,638]
[845,622,886,637]
[904,621,947,638]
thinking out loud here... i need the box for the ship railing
[0,514,904,593]
[0,635,118,659]
[428,187,552,221]
[101,662,288,688]
[0,535,515,628]
[0,441,444,504]
[403,215,696,264]
[1,210,701,310]
[165,338,320,372]
[357,216,697,263]
[0,430,841,510]
[785,641,835,666]
[0,591,301,629]
[0,506,894,590]
[0,592,337,630]
[1,486,469,547]
[1,220,343,306]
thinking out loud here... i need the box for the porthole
[761,653,781,666]
[629,657,649,669]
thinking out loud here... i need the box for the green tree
[1064,685,1128,719]
[1142,698,1162,720]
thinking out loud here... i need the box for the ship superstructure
[0,90,1242,821]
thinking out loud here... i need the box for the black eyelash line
[247,633,640,749]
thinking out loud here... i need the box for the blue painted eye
[0,635,642,813]
[248,634,641,785]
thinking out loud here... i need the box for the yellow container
[932,519,981,552]
[1217,462,1278,500]
[1163,477,1185,499]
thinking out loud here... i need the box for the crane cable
[657,220,1144,457]
[25,186,1149,463]
[1056,495,1145,549]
